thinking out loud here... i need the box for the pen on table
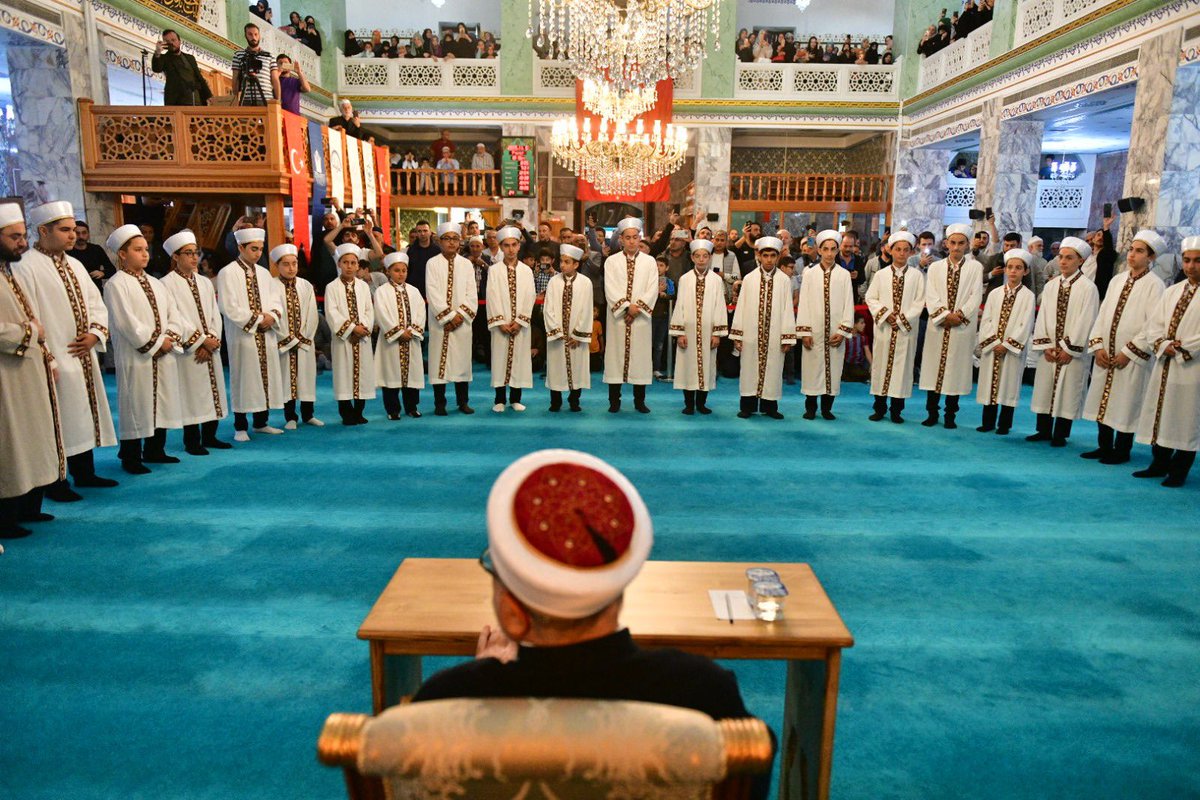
[726,593,734,625]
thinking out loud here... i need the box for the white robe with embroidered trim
[425,253,477,384]
[795,264,855,397]
[1136,280,1200,451]
[274,276,319,403]
[976,285,1035,407]
[486,261,535,389]
[104,270,184,439]
[162,271,228,425]
[325,277,376,401]
[670,268,727,391]
[730,266,796,400]
[374,281,426,389]
[866,264,926,399]
[543,272,592,392]
[603,251,658,386]
[13,248,115,455]
[1082,269,1165,432]
[919,256,983,396]
[1030,270,1099,419]
[216,260,284,413]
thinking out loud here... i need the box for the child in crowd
[324,243,376,425]
[842,316,872,383]
[543,243,593,412]
[590,306,604,372]
[976,249,1036,435]
[651,255,675,379]
[374,252,425,419]
[272,244,323,429]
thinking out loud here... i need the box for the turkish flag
[374,145,392,246]
[575,79,673,203]
[282,110,310,257]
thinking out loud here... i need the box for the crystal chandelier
[581,79,657,126]
[528,0,719,96]
[551,116,688,197]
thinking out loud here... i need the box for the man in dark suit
[151,30,213,106]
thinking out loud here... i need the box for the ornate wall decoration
[96,114,176,161]
[344,62,389,88]
[188,116,267,162]
[793,69,838,94]
[396,63,443,88]
[738,68,784,93]
[1037,185,1085,209]
[848,69,895,94]
[452,63,498,88]
[944,185,976,207]
[144,0,200,22]
[1000,64,1138,118]
[539,65,575,89]
[0,8,66,47]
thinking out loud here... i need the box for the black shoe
[21,512,54,523]
[1080,449,1107,460]
[143,453,180,464]
[203,439,233,450]
[569,405,582,413]
[996,427,1010,435]
[406,410,422,418]
[387,413,401,420]
[548,404,562,413]
[869,412,886,421]
[434,407,448,416]
[122,460,151,475]
[1133,466,1168,479]
[458,404,474,415]
[697,405,712,415]
[921,414,938,427]
[682,407,694,415]
[890,413,905,424]
[737,410,753,419]
[977,424,995,433]
[1050,439,1068,448]
[943,416,957,430]
[635,403,651,414]
[803,409,817,420]
[45,483,83,503]
[764,410,784,420]
[1162,474,1187,488]
[821,410,836,420]
[1099,453,1130,465]
[0,525,32,539]
[341,418,357,426]
[608,403,620,413]
[184,446,210,456]
[1025,432,1052,442]
[73,474,119,488]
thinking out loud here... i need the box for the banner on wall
[501,138,535,197]
[575,79,673,203]
[362,139,376,214]
[345,135,364,209]
[327,130,345,208]
[374,145,392,245]
[282,111,309,257]
[307,121,327,272]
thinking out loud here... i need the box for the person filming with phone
[151,29,213,106]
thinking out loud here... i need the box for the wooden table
[359,558,854,800]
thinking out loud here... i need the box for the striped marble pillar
[892,145,950,237]
[692,127,732,230]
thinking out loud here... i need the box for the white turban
[689,239,714,254]
[888,231,916,248]
[1003,248,1032,267]
[1028,236,1043,246]
[670,229,690,240]
[756,236,783,252]
[164,230,198,257]
[334,242,360,261]
[0,202,23,230]
[269,243,297,263]
[945,223,972,240]
[814,229,841,247]
[106,224,143,252]
[383,251,408,267]
[28,201,74,229]
[487,449,653,619]
[234,227,266,245]
[1181,236,1200,253]
[437,221,460,238]
[497,226,521,244]
[615,217,643,234]
[1059,236,1092,261]
[1132,229,1167,258]
[559,243,583,261]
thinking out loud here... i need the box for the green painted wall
[700,0,736,98]
[500,0,532,94]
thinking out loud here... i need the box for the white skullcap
[360,247,373,261]
[469,235,483,243]
[1181,236,1200,253]
[0,202,23,230]
[487,449,653,619]
[234,227,265,245]
[755,236,783,252]
[1028,236,1043,246]
[814,229,841,247]
[1059,236,1092,260]
[28,201,74,229]
[106,224,143,252]
[164,230,197,257]
[689,239,714,254]
[559,243,583,261]
[945,223,972,240]
[695,222,711,232]
[497,226,521,244]
[1003,248,1033,267]
[437,221,460,238]
[383,251,408,267]
[1132,229,1167,258]
[334,242,360,261]
[888,231,916,247]
[615,217,643,234]
[269,243,297,263]
[670,229,690,240]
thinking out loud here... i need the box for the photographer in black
[231,22,279,107]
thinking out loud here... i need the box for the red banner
[282,110,310,257]
[374,144,392,246]
[575,79,673,203]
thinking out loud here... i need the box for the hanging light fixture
[581,79,658,126]
[550,116,688,197]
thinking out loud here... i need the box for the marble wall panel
[9,42,85,213]
[973,97,1002,213]
[992,119,1044,236]
[1087,150,1127,230]
[892,145,950,236]
[693,127,732,228]
[1147,63,1200,282]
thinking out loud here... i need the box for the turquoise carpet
[1,371,1198,799]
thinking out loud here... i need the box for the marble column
[1120,28,1183,255]
[973,97,1002,215]
[501,123,539,227]
[991,119,1044,236]
[892,145,950,237]
[1143,63,1200,281]
[692,127,732,229]
[1087,150,1127,230]
[9,41,85,213]
[62,11,118,235]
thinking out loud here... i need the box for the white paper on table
[708,589,756,621]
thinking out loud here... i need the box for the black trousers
[66,450,97,480]
[432,382,469,409]
[233,411,269,431]
[382,388,421,416]
[182,419,222,449]
[119,429,169,463]
[608,384,646,405]
[494,387,523,405]
[873,396,905,414]
[0,485,46,532]
[338,399,367,423]
[740,396,777,414]
[283,399,315,422]
[925,392,960,415]
[549,389,582,409]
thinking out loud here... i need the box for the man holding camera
[231,22,279,107]
[152,30,213,107]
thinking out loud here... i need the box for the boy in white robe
[325,242,376,425]
[1133,236,1200,487]
[374,251,426,419]
[865,232,926,423]
[1028,236,1100,447]
[426,222,477,415]
[272,244,323,429]
[103,225,184,473]
[670,239,727,415]
[976,250,1036,435]
[16,201,117,498]
[731,236,796,419]
[604,217,658,413]
[1081,229,1166,464]
[919,223,983,429]
[217,227,285,441]
[487,226,535,412]
[796,229,854,420]
[543,243,592,412]
[161,230,230,456]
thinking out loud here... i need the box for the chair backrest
[318,698,773,800]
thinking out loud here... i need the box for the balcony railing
[729,173,893,212]
[733,61,898,101]
[339,55,500,96]
[531,59,702,99]
[260,24,322,86]
[918,22,993,92]
[1014,0,1111,48]
[390,168,501,205]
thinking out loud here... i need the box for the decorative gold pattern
[881,267,907,396]
[184,273,224,417]
[127,270,164,429]
[189,116,268,162]
[622,255,636,383]
[822,267,832,394]
[281,278,301,401]
[239,261,271,404]
[563,274,576,392]
[3,267,65,478]
[42,248,103,447]
[988,288,1019,405]
[1095,270,1146,423]
[934,261,962,394]
[754,272,775,397]
[690,272,706,389]
[397,287,413,386]
[502,266,518,387]
[1150,283,1196,446]
[344,279,362,398]
[437,259,455,382]
[1047,271,1080,416]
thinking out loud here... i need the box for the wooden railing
[390,168,501,207]
[729,173,893,212]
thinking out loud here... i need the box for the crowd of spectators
[248,2,323,54]
[735,31,894,65]
[344,24,500,59]
[916,1,995,58]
